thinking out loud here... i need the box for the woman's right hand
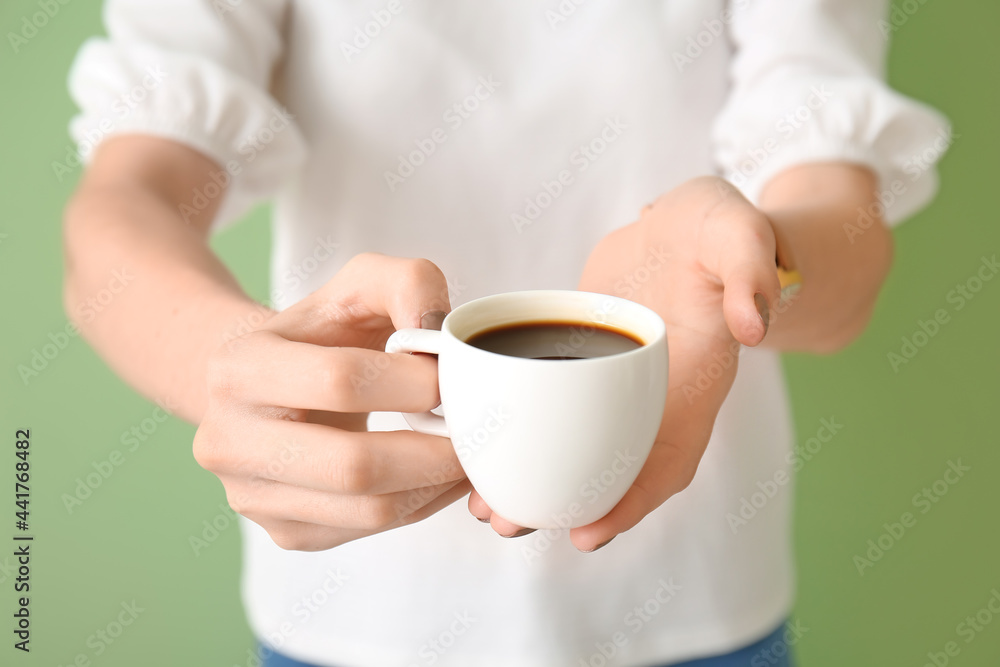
[193,253,469,551]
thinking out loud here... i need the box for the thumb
[702,193,781,347]
[267,253,452,342]
[719,254,781,347]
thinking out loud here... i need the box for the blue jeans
[260,619,795,667]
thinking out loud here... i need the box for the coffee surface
[465,321,642,360]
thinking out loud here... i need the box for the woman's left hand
[469,176,783,551]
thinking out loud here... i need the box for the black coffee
[465,321,643,360]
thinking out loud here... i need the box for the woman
[63,0,947,664]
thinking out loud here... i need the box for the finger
[467,491,533,537]
[265,253,453,343]
[245,479,472,552]
[488,513,533,538]
[569,332,725,552]
[216,330,441,413]
[234,477,468,531]
[568,435,699,552]
[398,478,473,527]
[702,203,781,347]
[196,418,463,496]
[467,489,492,522]
[722,256,781,347]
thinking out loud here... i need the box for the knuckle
[356,495,399,530]
[204,352,232,398]
[330,440,377,495]
[404,358,441,411]
[205,330,270,400]
[323,352,364,410]
[192,422,225,471]
[348,251,383,269]
[402,257,445,289]
[206,343,243,399]
[225,490,250,516]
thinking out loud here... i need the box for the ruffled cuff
[68,38,307,231]
[712,76,951,225]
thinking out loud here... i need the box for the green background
[1,0,996,665]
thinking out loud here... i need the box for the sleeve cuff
[713,78,952,226]
[68,37,307,231]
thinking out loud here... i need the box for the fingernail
[420,310,447,331]
[584,537,615,553]
[754,293,770,335]
[503,528,536,538]
[477,517,491,524]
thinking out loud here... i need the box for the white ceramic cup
[385,290,668,529]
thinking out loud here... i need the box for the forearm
[63,137,272,424]
[757,163,894,353]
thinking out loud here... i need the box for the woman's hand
[470,176,783,550]
[194,253,471,551]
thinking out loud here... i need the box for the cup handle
[385,329,449,437]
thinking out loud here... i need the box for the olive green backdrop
[1,1,997,665]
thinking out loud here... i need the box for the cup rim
[440,290,667,364]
